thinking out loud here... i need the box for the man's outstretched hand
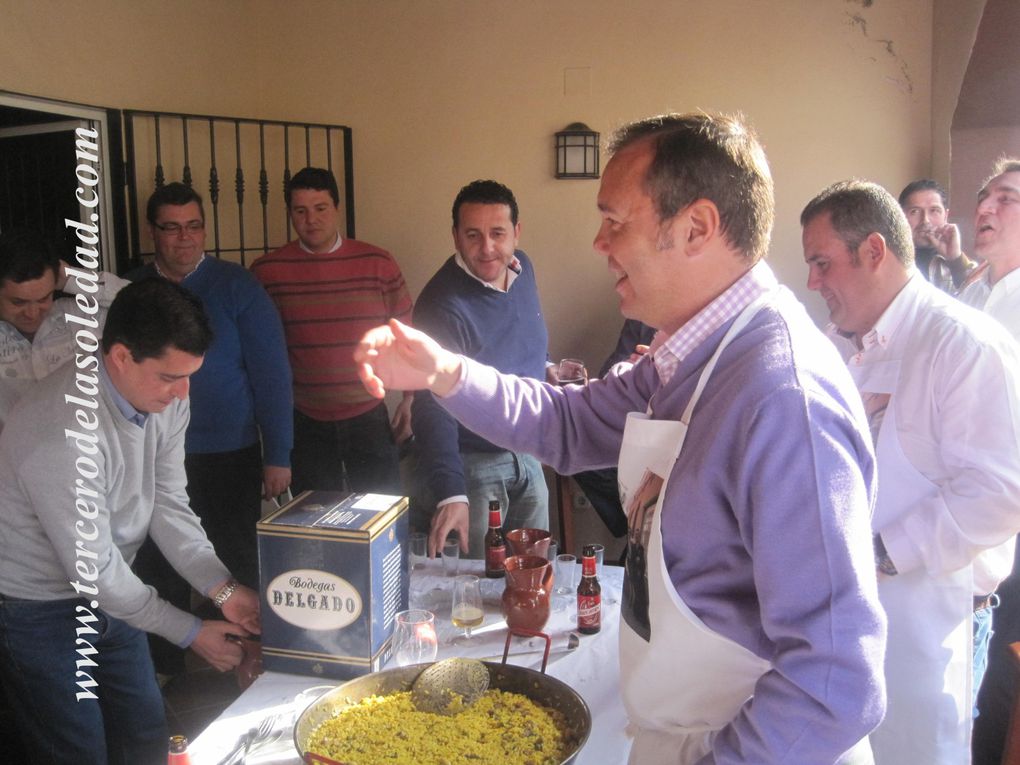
[355,319,462,399]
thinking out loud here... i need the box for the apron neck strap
[676,291,774,425]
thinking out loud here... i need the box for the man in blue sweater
[412,180,550,559]
[129,183,292,674]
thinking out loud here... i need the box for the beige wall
[2,0,933,365]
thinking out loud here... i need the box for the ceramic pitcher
[501,554,554,631]
[505,528,552,558]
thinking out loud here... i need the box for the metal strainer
[410,657,489,715]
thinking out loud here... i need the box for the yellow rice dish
[306,688,570,764]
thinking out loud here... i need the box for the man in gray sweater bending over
[0,279,260,765]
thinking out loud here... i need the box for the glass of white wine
[450,574,484,645]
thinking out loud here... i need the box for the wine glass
[450,574,484,645]
[392,609,438,667]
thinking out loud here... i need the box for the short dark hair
[801,180,914,268]
[608,112,774,261]
[0,229,60,285]
[102,278,213,360]
[146,182,205,225]
[452,180,519,228]
[286,167,340,208]
[897,179,948,209]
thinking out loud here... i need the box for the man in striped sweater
[252,168,413,496]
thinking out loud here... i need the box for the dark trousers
[0,598,167,765]
[133,443,263,674]
[291,404,401,495]
[571,467,628,538]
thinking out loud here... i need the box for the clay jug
[501,555,554,631]
[505,528,552,558]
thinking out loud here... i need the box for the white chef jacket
[829,273,1020,594]
[0,270,128,427]
[958,266,1020,343]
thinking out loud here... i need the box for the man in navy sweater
[412,180,551,558]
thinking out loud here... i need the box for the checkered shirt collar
[652,260,776,385]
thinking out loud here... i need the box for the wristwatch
[873,534,898,576]
[212,578,240,608]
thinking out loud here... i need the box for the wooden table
[189,558,630,764]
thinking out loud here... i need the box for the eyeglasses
[154,220,204,235]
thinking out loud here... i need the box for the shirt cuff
[877,521,921,576]
[177,616,203,649]
[437,495,469,509]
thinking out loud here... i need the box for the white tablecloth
[189,558,631,764]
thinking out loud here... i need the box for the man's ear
[683,199,721,254]
[858,232,888,271]
[106,343,132,373]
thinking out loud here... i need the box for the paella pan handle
[304,753,347,765]
[502,628,552,673]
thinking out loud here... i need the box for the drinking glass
[442,534,460,576]
[547,539,558,563]
[557,358,588,385]
[451,574,484,645]
[408,531,427,570]
[554,554,577,595]
[590,543,617,605]
[392,609,438,667]
[591,543,605,577]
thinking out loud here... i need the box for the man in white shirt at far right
[801,179,1020,765]
[959,157,1020,765]
[958,158,1020,335]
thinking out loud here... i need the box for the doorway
[0,91,124,272]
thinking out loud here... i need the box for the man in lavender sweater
[356,113,885,764]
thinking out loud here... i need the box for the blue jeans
[974,597,999,718]
[461,450,549,559]
[0,597,167,765]
[291,404,401,495]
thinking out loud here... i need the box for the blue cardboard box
[257,490,409,679]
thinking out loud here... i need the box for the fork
[245,712,282,756]
[217,713,279,765]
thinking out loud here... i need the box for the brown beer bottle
[577,544,601,634]
[484,500,507,578]
[167,735,192,764]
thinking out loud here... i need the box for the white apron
[857,359,973,764]
[617,296,874,764]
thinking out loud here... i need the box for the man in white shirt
[0,229,127,428]
[958,159,1020,334]
[958,158,1020,765]
[801,179,1020,764]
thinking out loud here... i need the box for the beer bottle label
[485,544,506,575]
[577,595,601,631]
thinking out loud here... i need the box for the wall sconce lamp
[555,122,600,179]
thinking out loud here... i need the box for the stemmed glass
[392,609,438,667]
[450,574,484,645]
